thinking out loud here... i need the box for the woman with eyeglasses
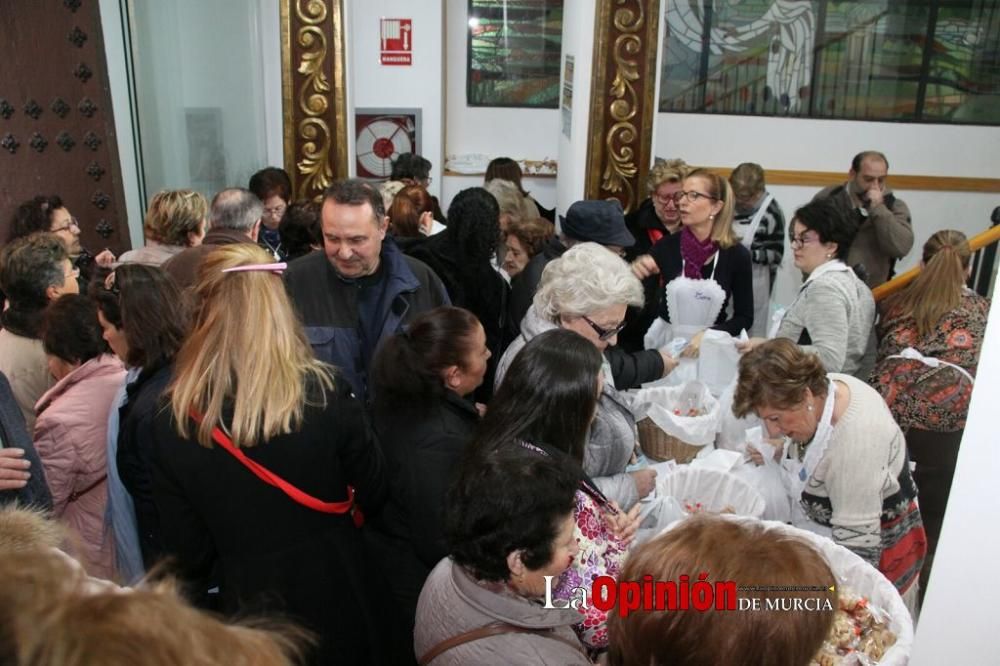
[620,158,690,353]
[497,242,659,515]
[631,168,753,356]
[8,195,116,291]
[248,167,292,260]
[737,198,875,378]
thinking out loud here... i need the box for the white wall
[441,0,559,213]
[555,0,597,217]
[350,1,444,200]
[911,292,1000,663]
[654,115,1000,308]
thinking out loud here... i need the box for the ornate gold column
[585,0,661,214]
[281,0,350,200]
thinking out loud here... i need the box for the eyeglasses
[263,204,287,218]
[789,232,819,248]
[581,315,626,341]
[51,217,81,233]
[661,191,718,204]
[652,191,680,206]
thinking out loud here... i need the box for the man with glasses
[813,150,914,288]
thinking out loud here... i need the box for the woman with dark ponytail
[367,306,490,649]
[870,229,989,595]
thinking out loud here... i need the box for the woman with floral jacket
[479,328,639,651]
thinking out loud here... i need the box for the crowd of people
[0,150,989,664]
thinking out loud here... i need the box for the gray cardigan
[777,266,876,378]
[496,306,640,509]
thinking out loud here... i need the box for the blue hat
[559,199,635,247]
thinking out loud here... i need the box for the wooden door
[0,0,130,254]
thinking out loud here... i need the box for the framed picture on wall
[467,0,563,108]
[354,108,422,179]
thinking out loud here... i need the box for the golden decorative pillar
[585,0,661,214]
[280,0,350,200]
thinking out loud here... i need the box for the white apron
[737,193,774,338]
[644,255,727,349]
[782,378,836,537]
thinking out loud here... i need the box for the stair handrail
[872,223,1000,302]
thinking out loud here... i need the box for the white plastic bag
[656,467,766,518]
[715,377,762,452]
[697,329,741,396]
[633,381,721,446]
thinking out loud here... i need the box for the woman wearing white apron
[733,338,926,612]
[738,198,876,378]
[632,169,753,356]
[730,163,786,338]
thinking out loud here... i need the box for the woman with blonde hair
[620,158,690,352]
[632,168,753,355]
[870,229,989,594]
[117,189,208,266]
[150,243,387,665]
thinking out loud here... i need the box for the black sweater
[649,233,754,335]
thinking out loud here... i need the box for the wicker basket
[636,417,703,464]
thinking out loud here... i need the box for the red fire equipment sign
[380,18,412,66]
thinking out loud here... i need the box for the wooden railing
[872,217,1000,302]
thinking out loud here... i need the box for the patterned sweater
[795,374,925,592]
[732,193,785,276]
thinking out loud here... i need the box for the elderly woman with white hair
[496,242,656,510]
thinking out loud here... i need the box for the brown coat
[813,183,914,288]
[414,558,591,665]
[0,330,52,433]
[162,228,254,290]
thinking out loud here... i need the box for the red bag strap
[189,410,362,525]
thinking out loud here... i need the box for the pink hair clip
[221,262,287,274]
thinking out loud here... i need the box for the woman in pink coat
[34,294,126,578]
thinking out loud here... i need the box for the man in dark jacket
[285,179,449,402]
[163,188,262,290]
[507,199,673,390]
[0,371,52,509]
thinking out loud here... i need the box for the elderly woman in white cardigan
[738,197,875,378]
[496,242,656,510]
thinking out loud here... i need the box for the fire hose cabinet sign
[380,18,412,66]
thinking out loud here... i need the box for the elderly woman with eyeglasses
[738,197,876,378]
[496,242,658,512]
[632,168,753,356]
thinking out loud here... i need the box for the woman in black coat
[150,245,387,665]
[92,264,188,573]
[406,188,508,402]
[368,306,490,653]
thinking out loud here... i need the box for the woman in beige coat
[415,446,590,665]
[34,294,126,578]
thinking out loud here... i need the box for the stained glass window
[659,0,1000,124]
[467,0,564,108]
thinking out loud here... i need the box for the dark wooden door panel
[0,0,129,254]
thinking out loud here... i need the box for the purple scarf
[679,226,719,279]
